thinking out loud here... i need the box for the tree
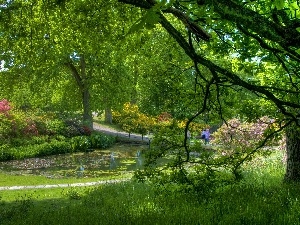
[118,0,300,181]
[0,0,139,128]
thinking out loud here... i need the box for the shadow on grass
[1,171,300,225]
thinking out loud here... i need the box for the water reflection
[136,150,143,169]
[0,144,147,178]
[109,152,117,170]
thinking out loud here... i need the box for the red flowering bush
[157,112,172,122]
[82,125,92,136]
[23,118,39,136]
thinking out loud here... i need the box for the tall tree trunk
[285,124,300,182]
[80,55,93,130]
[105,107,112,124]
[82,87,93,129]
[64,55,93,130]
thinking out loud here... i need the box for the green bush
[9,136,50,147]
[0,145,14,161]
[46,119,67,135]
[90,133,116,149]
[0,140,72,161]
[70,136,91,152]
[37,140,71,157]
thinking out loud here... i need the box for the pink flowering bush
[0,100,40,141]
[209,117,282,178]
[212,117,279,156]
[0,99,13,140]
[0,99,11,116]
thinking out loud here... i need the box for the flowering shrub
[112,102,157,135]
[82,125,92,136]
[112,103,208,140]
[23,118,39,136]
[111,110,122,124]
[0,99,11,116]
[157,112,172,122]
[212,117,280,157]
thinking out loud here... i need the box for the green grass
[1,150,300,225]
[0,171,131,187]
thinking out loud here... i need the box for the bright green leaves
[127,8,161,34]
[127,0,176,35]
[274,0,286,10]
[271,0,300,18]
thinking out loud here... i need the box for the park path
[0,123,147,191]
[93,122,151,144]
[0,179,129,191]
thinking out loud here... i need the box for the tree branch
[64,61,84,91]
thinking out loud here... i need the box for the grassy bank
[1,150,300,225]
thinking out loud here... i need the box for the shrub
[212,117,279,154]
[0,99,11,116]
[0,113,12,140]
[0,140,72,161]
[0,145,14,161]
[23,118,39,136]
[64,120,86,137]
[70,136,92,152]
[210,117,281,176]
[37,140,71,156]
[45,119,66,135]
[90,133,116,149]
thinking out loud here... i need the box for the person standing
[204,128,210,145]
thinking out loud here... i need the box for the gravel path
[93,122,151,143]
[0,179,129,191]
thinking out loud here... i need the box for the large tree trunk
[82,87,93,129]
[65,55,93,130]
[105,108,112,124]
[80,56,93,130]
[284,124,300,182]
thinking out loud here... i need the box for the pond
[0,144,147,179]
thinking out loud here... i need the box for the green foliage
[211,117,282,173]
[113,102,157,135]
[0,145,14,161]
[127,6,162,34]
[69,136,92,152]
[135,114,284,188]
[0,133,116,162]
[45,119,67,135]
[0,140,72,160]
[37,140,71,156]
[0,113,12,139]
[89,133,116,149]
[63,188,83,200]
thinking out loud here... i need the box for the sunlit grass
[1,149,300,225]
[0,171,132,187]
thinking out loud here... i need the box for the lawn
[1,149,300,225]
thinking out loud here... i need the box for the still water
[0,144,147,178]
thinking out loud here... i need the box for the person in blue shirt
[203,128,210,145]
